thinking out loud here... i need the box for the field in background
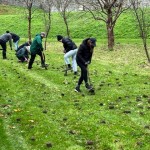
[0,4,142,39]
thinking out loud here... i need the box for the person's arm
[77,45,86,64]
[8,34,12,50]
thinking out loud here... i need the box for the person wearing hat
[75,37,96,92]
[28,32,47,69]
[0,32,12,59]
[57,35,78,75]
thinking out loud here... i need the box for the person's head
[57,35,63,42]
[87,38,96,48]
[40,32,46,38]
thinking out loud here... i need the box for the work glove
[85,61,90,65]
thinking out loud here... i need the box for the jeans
[64,48,78,72]
[14,40,20,51]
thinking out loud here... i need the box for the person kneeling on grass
[75,37,96,92]
[28,32,47,69]
[16,46,30,62]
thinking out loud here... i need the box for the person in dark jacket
[0,32,12,59]
[75,37,96,92]
[17,41,32,51]
[16,46,30,62]
[28,32,47,69]
[57,35,78,75]
[6,31,20,51]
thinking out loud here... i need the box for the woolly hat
[89,38,96,47]
[41,32,46,37]
[57,35,63,41]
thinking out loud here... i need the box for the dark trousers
[17,56,26,62]
[0,39,7,59]
[28,51,45,69]
[77,61,88,85]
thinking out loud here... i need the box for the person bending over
[75,38,96,92]
[28,32,47,69]
[0,32,12,59]
[57,35,78,75]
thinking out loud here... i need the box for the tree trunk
[107,9,114,50]
[28,7,32,41]
[107,25,114,50]
[64,16,70,38]
[143,38,150,63]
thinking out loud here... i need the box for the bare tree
[40,0,53,50]
[75,0,129,50]
[130,0,150,63]
[16,0,38,41]
[54,0,72,37]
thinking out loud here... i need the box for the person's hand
[85,61,90,65]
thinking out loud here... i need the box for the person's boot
[75,85,81,92]
[74,72,77,75]
[41,63,48,68]
[85,83,93,90]
[3,55,7,59]
[28,66,32,69]
[66,64,71,70]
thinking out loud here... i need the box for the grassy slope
[0,4,141,39]
[0,40,150,150]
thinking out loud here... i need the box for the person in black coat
[6,31,20,51]
[17,41,32,51]
[75,37,96,92]
[57,35,78,75]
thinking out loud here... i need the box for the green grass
[0,39,150,150]
[1,4,149,39]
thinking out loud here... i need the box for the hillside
[0,4,141,39]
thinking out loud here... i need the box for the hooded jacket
[0,33,12,47]
[10,33,20,42]
[16,47,29,58]
[30,34,43,55]
[76,38,93,65]
[62,37,77,53]
[17,42,30,51]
